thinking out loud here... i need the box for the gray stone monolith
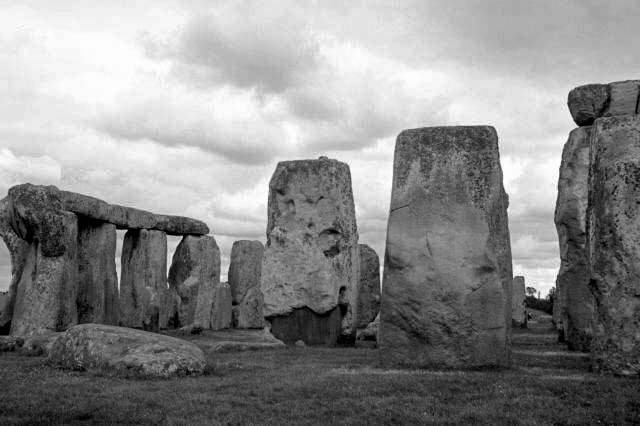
[380,126,512,368]
[588,114,640,375]
[168,235,220,329]
[554,126,594,350]
[512,276,526,327]
[76,219,119,325]
[119,229,167,331]
[355,244,380,330]
[229,240,264,329]
[261,157,359,345]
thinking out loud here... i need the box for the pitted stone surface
[76,219,119,325]
[260,157,359,343]
[554,126,594,351]
[211,282,232,330]
[568,80,640,126]
[168,235,220,329]
[228,240,264,328]
[0,197,28,332]
[355,244,380,329]
[119,229,168,331]
[48,324,205,378]
[380,126,512,368]
[588,115,640,375]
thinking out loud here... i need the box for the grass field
[1,315,638,425]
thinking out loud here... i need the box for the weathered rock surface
[588,115,640,375]
[48,324,205,377]
[119,229,168,331]
[512,276,526,327]
[60,189,208,235]
[380,126,512,368]
[260,157,359,344]
[8,186,79,336]
[228,240,265,328]
[228,240,263,303]
[76,219,119,325]
[0,335,24,352]
[355,244,380,330]
[568,80,640,126]
[168,235,220,329]
[211,282,232,330]
[0,197,29,333]
[172,328,286,354]
[232,287,265,329]
[554,126,594,351]
[20,331,63,356]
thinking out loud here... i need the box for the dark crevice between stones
[268,306,344,346]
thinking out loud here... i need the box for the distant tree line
[524,286,554,315]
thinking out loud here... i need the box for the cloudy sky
[1,0,638,296]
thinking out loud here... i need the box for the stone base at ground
[269,306,345,346]
[48,324,205,378]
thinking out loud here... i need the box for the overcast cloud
[1,0,639,295]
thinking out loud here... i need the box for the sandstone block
[10,212,78,336]
[260,157,359,344]
[568,80,640,126]
[211,282,232,330]
[588,115,640,375]
[232,286,265,329]
[76,219,119,325]
[119,229,167,331]
[168,235,220,329]
[554,126,594,351]
[228,240,263,304]
[355,244,380,329]
[48,324,205,377]
[380,126,512,368]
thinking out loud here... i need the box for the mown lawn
[1,332,638,425]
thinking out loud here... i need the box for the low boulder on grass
[48,324,206,378]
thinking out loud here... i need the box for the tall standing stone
[380,126,512,368]
[512,276,526,327]
[119,229,167,331]
[355,244,380,330]
[229,240,264,329]
[168,235,219,329]
[588,115,640,375]
[261,157,359,345]
[0,197,28,333]
[554,126,594,350]
[76,219,119,325]
[211,282,232,330]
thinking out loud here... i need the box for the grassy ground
[1,315,638,425]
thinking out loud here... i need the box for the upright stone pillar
[588,114,640,375]
[7,184,79,336]
[261,157,359,345]
[511,276,526,327]
[229,240,265,329]
[119,229,167,331]
[0,197,28,334]
[76,218,119,325]
[355,244,380,330]
[168,235,220,329]
[554,126,594,350]
[380,126,512,368]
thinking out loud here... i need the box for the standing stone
[355,244,380,330]
[588,115,640,375]
[168,235,219,329]
[7,185,79,336]
[0,197,29,333]
[211,282,232,330]
[380,126,512,368]
[228,240,264,329]
[119,229,167,331]
[512,276,526,327]
[76,219,118,325]
[554,126,594,350]
[260,157,359,345]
